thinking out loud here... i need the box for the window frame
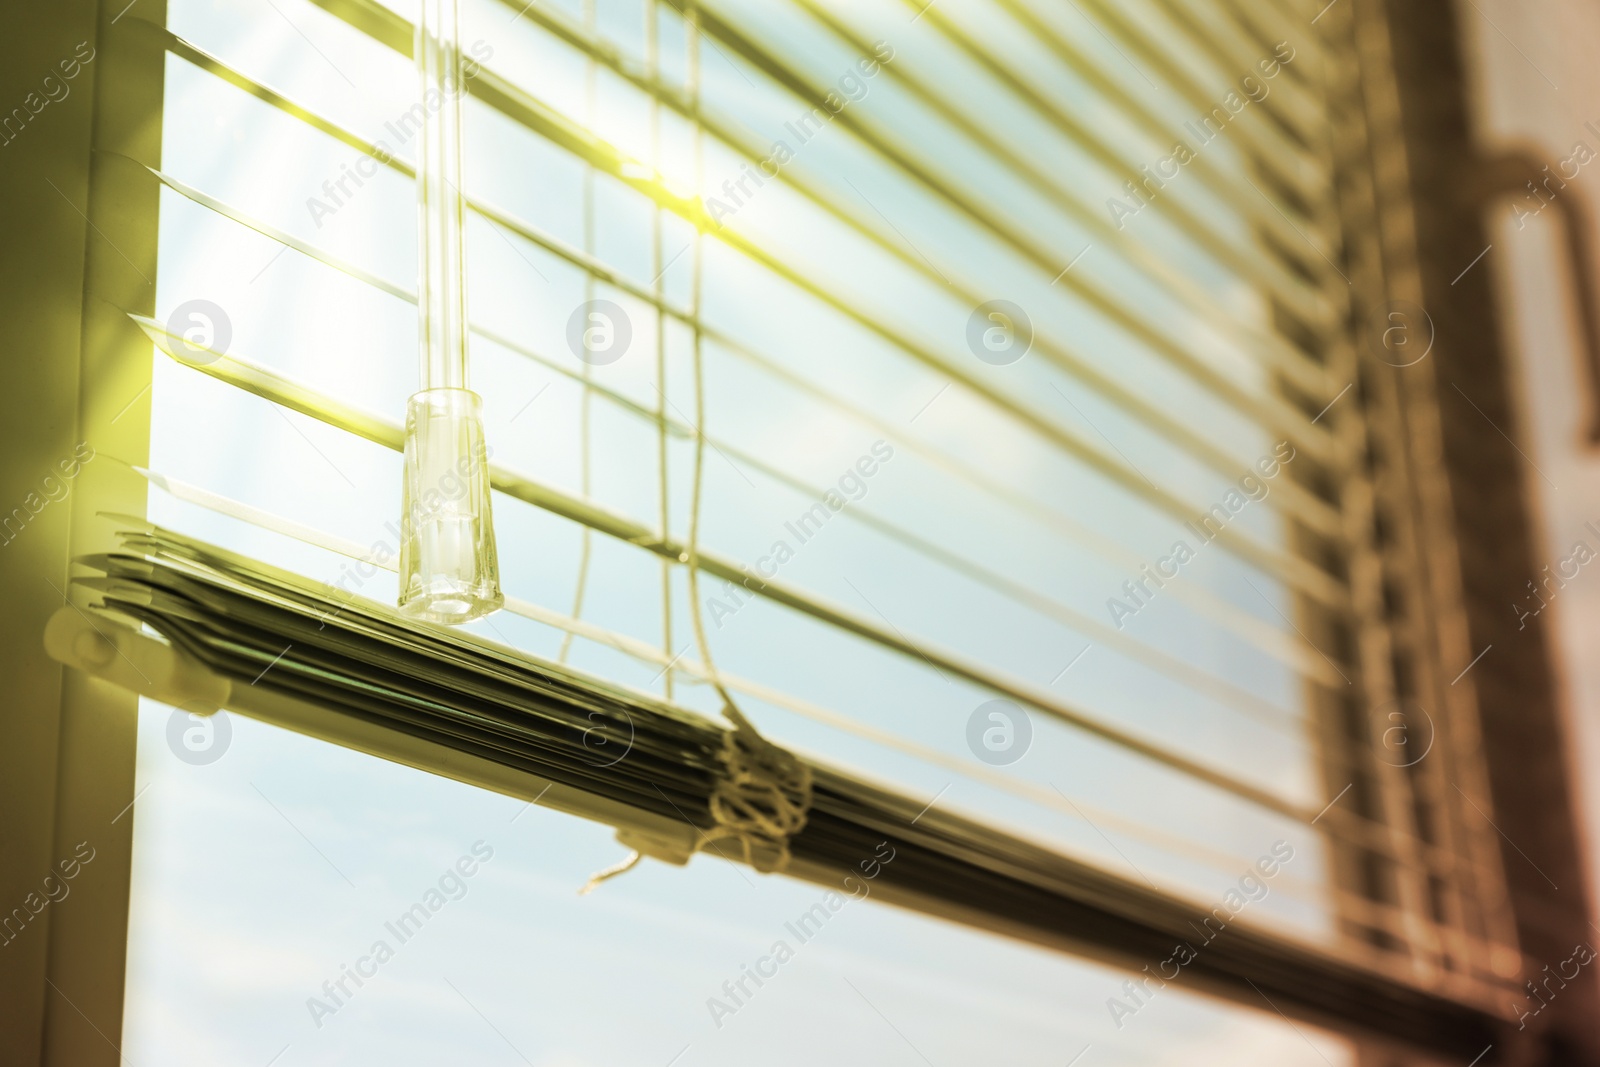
[9,0,1587,1062]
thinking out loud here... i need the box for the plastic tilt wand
[397,0,502,624]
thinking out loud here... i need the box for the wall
[1459,0,1600,1024]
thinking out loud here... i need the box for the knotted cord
[580,3,810,892]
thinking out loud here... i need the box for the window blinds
[53,519,1500,1056]
[108,0,1522,1032]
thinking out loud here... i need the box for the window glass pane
[128,0,1395,1055]
[125,703,1354,1065]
